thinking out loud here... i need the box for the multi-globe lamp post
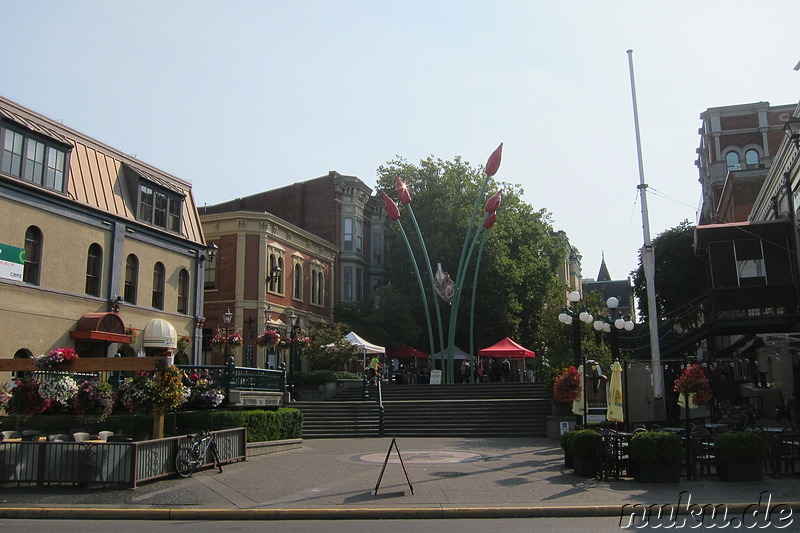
[558,291,593,427]
[592,297,634,361]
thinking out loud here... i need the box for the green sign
[0,243,25,281]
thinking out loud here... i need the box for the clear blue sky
[3,1,798,281]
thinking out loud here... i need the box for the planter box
[564,451,573,468]
[717,462,763,482]
[572,456,597,478]
[634,462,681,483]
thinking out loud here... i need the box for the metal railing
[0,427,246,488]
[177,365,285,393]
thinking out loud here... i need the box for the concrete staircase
[292,383,551,439]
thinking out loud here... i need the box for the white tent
[430,346,471,360]
[344,331,385,354]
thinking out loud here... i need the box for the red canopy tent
[386,344,429,361]
[478,337,536,359]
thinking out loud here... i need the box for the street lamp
[592,297,634,361]
[222,307,234,406]
[287,310,300,396]
[222,307,233,363]
[558,291,594,368]
[558,291,593,427]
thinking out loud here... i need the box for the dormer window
[1,124,68,193]
[138,184,182,232]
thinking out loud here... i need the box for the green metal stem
[406,204,446,362]
[469,231,489,383]
[396,222,436,358]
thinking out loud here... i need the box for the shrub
[568,429,600,459]
[560,430,575,452]
[629,431,682,465]
[714,431,765,464]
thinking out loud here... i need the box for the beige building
[0,95,209,378]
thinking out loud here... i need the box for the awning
[70,312,130,343]
[142,318,178,349]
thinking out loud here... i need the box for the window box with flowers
[34,347,79,370]
[674,363,712,412]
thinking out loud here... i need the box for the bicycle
[174,430,223,477]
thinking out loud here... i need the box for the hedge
[0,408,303,443]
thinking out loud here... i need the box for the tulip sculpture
[382,143,503,384]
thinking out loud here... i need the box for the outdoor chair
[47,434,69,442]
[98,431,114,442]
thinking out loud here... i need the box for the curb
[4,503,799,520]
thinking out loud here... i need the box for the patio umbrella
[606,360,624,422]
[571,364,585,417]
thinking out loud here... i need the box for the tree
[632,220,708,330]
[373,154,566,356]
[304,321,360,372]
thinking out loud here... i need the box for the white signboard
[0,243,24,282]
[429,369,442,385]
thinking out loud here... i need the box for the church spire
[597,252,611,281]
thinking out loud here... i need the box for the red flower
[485,143,503,176]
[394,176,412,205]
[553,366,581,403]
[484,190,502,213]
[483,212,497,229]
[382,191,401,221]
[674,363,712,406]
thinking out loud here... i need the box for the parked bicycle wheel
[175,447,197,478]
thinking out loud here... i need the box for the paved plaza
[1,437,798,520]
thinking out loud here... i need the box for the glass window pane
[24,139,45,185]
[139,186,154,222]
[3,130,24,177]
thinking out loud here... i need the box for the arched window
[152,262,165,309]
[311,269,318,304]
[293,263,303,300]
[85,243,103,296]
[745,149,760,168]
[23,226,42,285]
[177,268,190,314]
[317,271,324,306]
[124,254,138,304]
[725,151,740,171]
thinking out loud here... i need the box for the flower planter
[564,451,573,468]
[633,462,681,483]
[572,456,597,478]
[717,462,763,482]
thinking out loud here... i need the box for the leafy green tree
[304,321,360,372]
[373,154,565,356]
[632,220,708,330]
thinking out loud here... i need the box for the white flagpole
[627,49,665,419]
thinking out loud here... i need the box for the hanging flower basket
[226,332,244,347]
[125,327,139,345]
[256,329,281,347]
[34,347,79,370]
[674,363,712,406]
[553,366,582,404]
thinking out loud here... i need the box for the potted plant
[628,431,682,483]
[714,431,765,482]
[560,430,576,468]
[568,429,599,477]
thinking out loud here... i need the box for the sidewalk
[1,437,798,520]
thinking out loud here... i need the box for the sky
[3,1,799,281]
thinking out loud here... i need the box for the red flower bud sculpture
[484,190,502,213]
[394,176,412,206]
[381,191,401,221]
[483,212,497,229]
[485,143,503,176]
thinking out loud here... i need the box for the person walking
[368,356,383,385]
